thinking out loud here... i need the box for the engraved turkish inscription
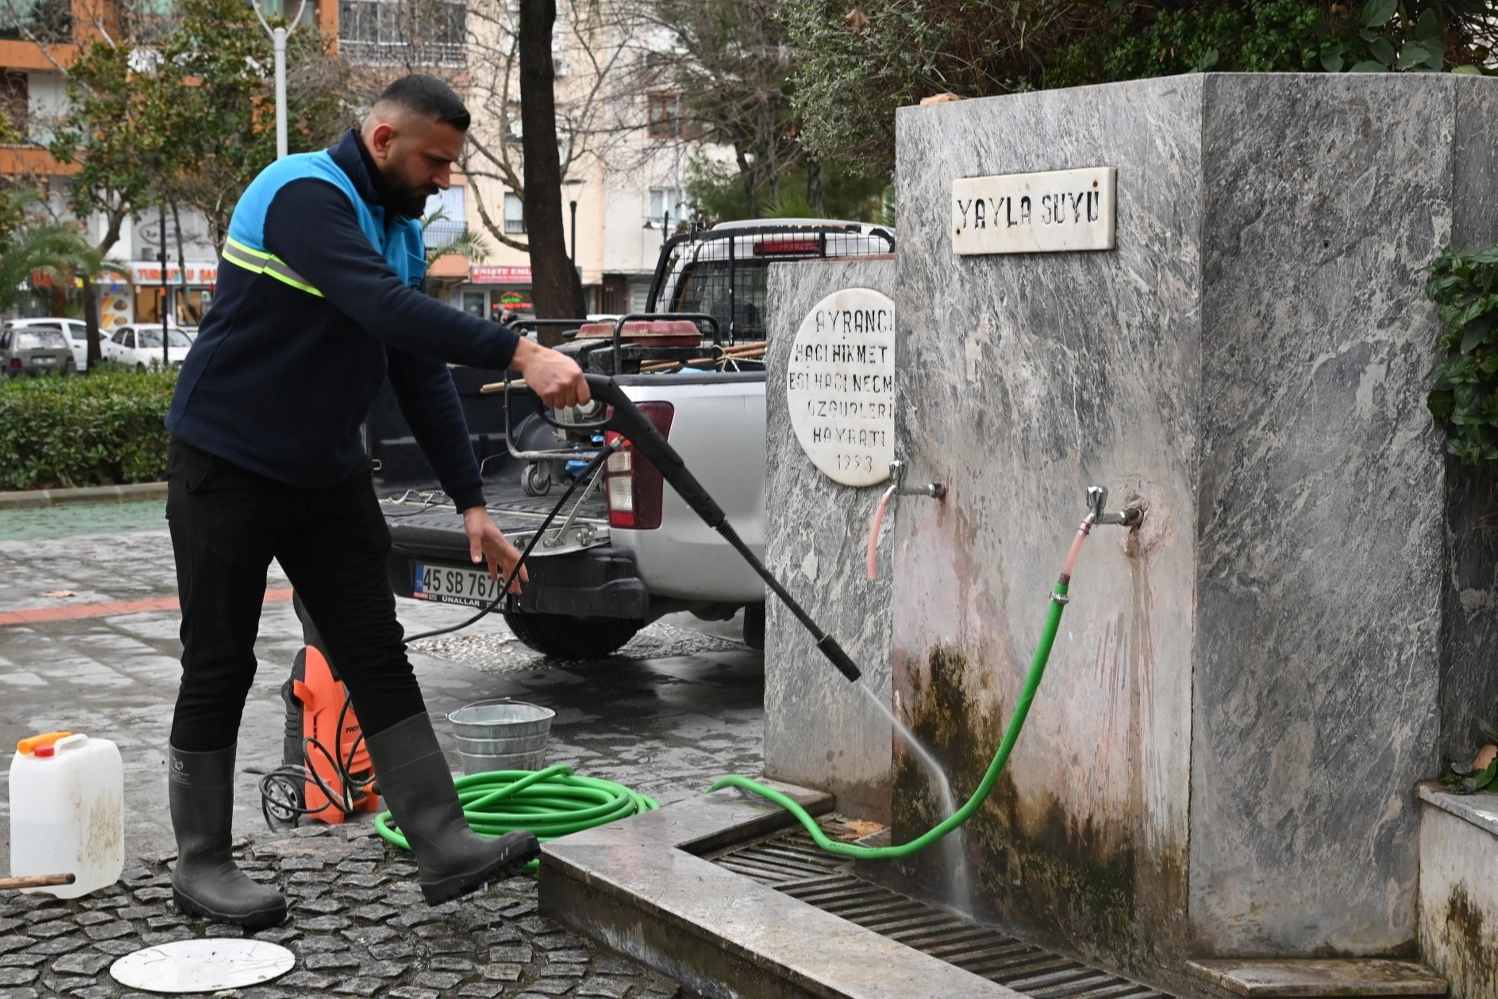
[787,288,896,487]
[952,166,1116,255]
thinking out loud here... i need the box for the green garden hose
[377,581,1068,868]
[707,581,1071,859]
[374,764,658,872]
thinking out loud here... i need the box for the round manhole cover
[109,939,295,993]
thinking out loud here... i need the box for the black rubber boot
[365,713,540,904]
[168,744,287,929]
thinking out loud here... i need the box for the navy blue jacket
[167,130,518,511]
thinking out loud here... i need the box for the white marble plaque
[952,166,1116,254]
[787,288,896,487]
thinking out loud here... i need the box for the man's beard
[393,187,433,219]
[382,167,436,218]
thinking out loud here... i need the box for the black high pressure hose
[539,373,862,682]
[403,373,861,679]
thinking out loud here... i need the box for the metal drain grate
[703,827,1172,999]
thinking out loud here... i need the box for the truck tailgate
[611,373,767,604]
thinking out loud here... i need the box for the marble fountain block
[763,256,899,820]
[883,72,1498,985]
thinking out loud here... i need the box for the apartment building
[1,0,709,325]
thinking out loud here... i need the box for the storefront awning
[428,253,470,280]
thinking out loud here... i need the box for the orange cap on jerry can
[17,732,72,755]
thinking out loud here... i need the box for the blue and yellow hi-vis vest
[221,149,427,294]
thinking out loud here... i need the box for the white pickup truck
[378,220,894,658]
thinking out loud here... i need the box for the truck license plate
[414,563,502,606]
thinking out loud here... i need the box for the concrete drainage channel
[538,781,1175,999]
[703,829,1171,999]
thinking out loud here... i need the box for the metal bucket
[447,699,555,775]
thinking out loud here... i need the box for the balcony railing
[338,0,466,68]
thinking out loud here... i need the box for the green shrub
[1426,245,1498,467]
[0,366,177,490]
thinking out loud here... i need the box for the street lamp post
[250,0,309,161]
[562,178,584,271]
[159,200,169,367]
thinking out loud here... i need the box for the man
[163,75,588,928]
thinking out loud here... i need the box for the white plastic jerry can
[8,731,125,897]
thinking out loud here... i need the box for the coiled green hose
[374,764,658,872]
[708,582,1070,859]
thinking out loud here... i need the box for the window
[504,193,525,235]
[648,188,688,228]
[16,330,65,349]
[338,0,466,68]
[0,71,26,140]
[422,185,465,249]
[629,282,649,314]
[646,92,685,140]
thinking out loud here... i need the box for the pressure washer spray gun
[561,373,864,681]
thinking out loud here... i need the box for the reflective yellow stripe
[220,245,265,271]
[221,237,324,298]
[224,237,270,265]
[262,260,324,298]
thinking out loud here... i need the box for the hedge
[0,366,177,490]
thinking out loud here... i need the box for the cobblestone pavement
[0,518,766,999]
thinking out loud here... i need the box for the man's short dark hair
[376,74,470,131]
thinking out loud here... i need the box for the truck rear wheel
[503,612,644,659]
[742,603,765,651]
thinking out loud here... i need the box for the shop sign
[470,265,532,285]
[126,262,219,285]
[496,289,534,312]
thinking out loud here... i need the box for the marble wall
[882,72,1498,979]
[763,257,899,820]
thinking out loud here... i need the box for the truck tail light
[8,358,19,370]
[753,239,821,256]
[604,401,675,530]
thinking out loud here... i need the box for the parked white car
[9,317,89,371]
[101,324,194,369]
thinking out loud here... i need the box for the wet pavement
[0,508,766,999]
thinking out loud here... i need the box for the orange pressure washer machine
[273,595,380,825]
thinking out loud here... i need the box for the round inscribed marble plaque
[787,287,896,487]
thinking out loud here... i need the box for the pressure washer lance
[559,373,864,682]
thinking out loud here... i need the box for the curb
[0,481,168,510]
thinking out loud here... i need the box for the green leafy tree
[47,0,352,361]
[0,189,116,316]
[654,0,805,217]
[786,0,1498,178]
[159,0,354,249]
[686,155,889,225]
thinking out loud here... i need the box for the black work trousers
[166,438,425,752]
